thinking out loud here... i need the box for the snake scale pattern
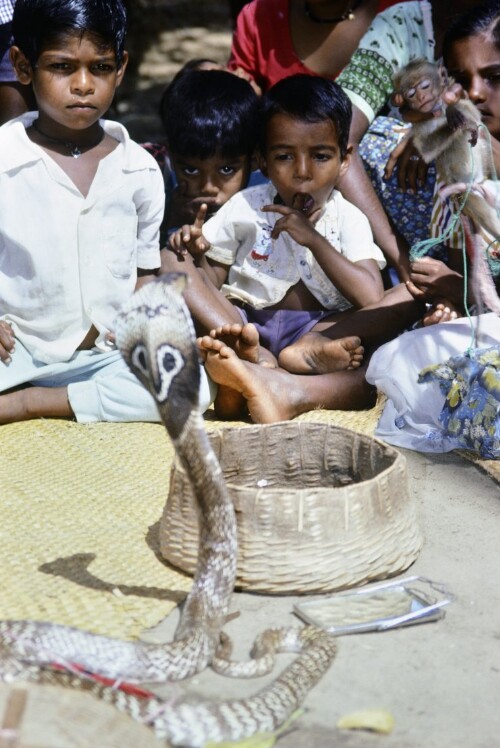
[0,274,337,746]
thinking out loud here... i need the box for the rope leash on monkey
[0,275,338,747]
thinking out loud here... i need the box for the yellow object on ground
[337,707,395,734]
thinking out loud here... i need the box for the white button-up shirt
[0,114,164,363]
[204,183,386,311]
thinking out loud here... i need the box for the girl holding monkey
[365,0,500,456]
[336,0,485,273]
[405,0,500,321]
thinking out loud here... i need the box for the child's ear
[10,47,33,85]
[115,50,129,87]
[339,145,353,178]
[257,151,269,177]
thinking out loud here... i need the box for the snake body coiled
[0,275,337,746]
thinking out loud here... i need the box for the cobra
[0,274,337,746]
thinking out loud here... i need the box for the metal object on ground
[293,576,453,634]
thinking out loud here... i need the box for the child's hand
[168,203,211,258]
[0,320,15,363]
[384,136,429,192]
[406,257,463,303]
[261,203,322,246]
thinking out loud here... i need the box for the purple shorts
[236,303,335,358]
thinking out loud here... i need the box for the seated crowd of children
[1,0,499,454]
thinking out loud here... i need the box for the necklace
[303,0,362,23]
[32,120,104,158]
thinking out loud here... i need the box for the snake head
[115,273,201,439]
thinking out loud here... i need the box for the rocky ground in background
[116,1,233,142]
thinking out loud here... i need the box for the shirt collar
[0,113,156,175]
[0,113,43,173]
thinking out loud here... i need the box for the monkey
[392,58,500,241]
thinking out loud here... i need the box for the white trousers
[0,339,216,424]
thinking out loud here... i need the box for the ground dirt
[116,1,233,142]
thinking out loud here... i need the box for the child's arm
[197,257,230,290]
[406,256,464,307]
[262,204,384,308]
[125,152,165,294]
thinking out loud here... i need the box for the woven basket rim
[206,418,400,449]
[177,420,406,493]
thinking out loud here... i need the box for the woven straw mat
[1,397,494,641]
[0,419,190,640]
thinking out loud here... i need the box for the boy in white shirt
[0,0,215,424]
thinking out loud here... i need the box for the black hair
[160,69,259,160]
[443,0,500,63]
[258,74,352,159]
[12,0,127,67]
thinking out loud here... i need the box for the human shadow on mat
[39,550,187,604]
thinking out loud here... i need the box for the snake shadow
[38,521,190,604]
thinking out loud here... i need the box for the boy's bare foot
[278,333,364,374]
[198,322,276,418]
[208,322,277,368]
[201,338,296,422]
[197,335,247,419]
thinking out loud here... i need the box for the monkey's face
[404,76,441,114]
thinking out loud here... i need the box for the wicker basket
[160,422,422,594]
